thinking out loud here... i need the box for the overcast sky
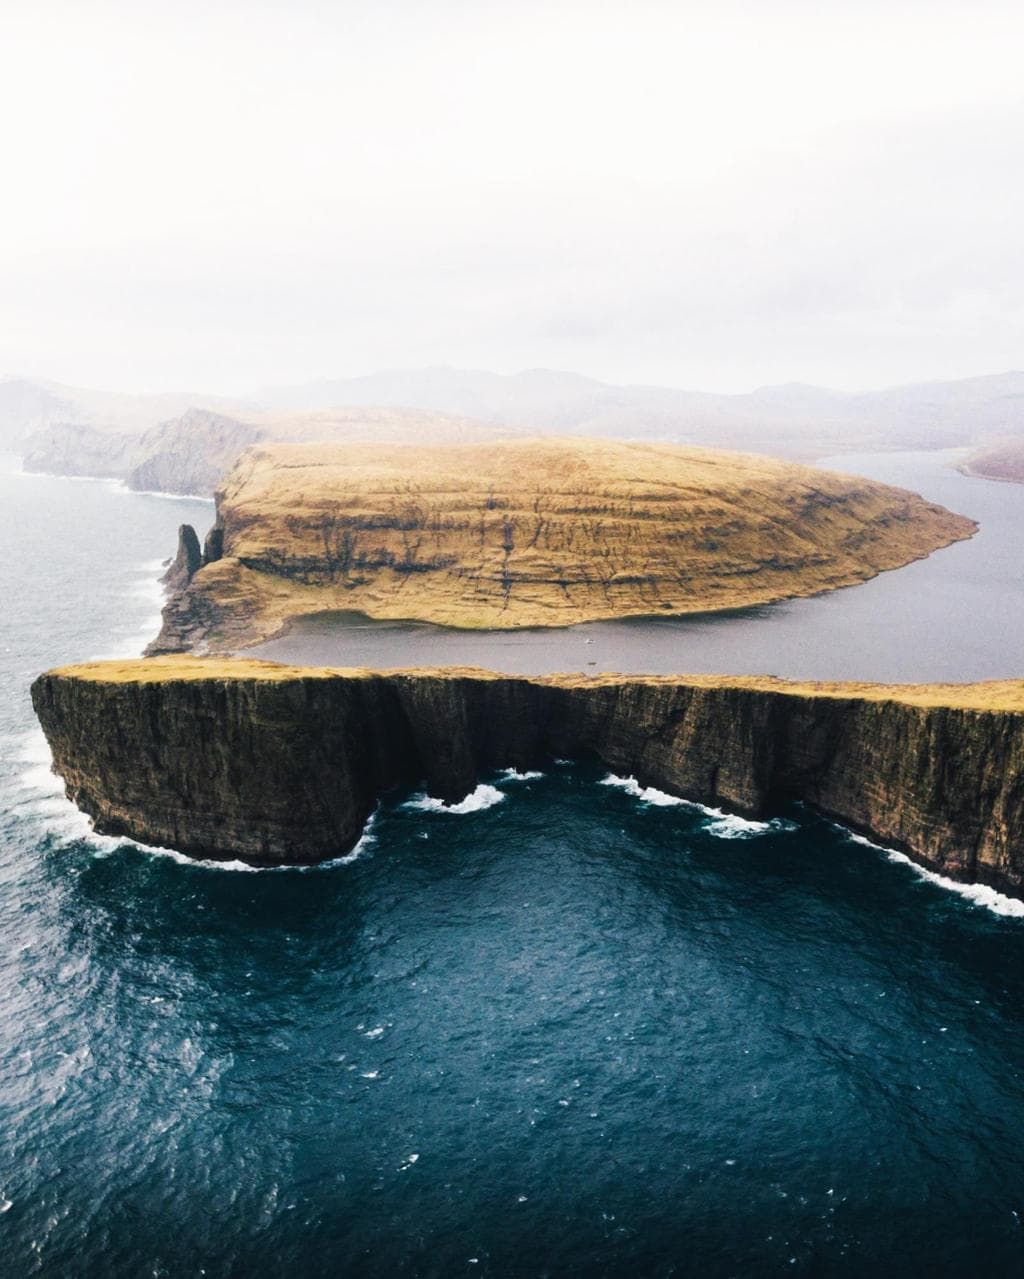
[1,0,1023,394]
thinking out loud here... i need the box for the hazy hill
[10,366,1024,495]
[0,376,251,451]
[960,437,1024,484]
[254,367,1024,454]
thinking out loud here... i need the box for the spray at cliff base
[1,454,1023,1277]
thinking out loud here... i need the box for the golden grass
[48,656,1024,712]
[177,437,976,645]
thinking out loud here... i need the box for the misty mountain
[8,367,1024,498]
[253,367,1024,455]
[0,378,254,452]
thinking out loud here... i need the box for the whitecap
[12,726,55,768]
[404,783,506,814]
[36,795,379,874]
[599,774,796,838]
[845,830,1024,919]
[599,774,690,806]
[496,767,544,782]
[885,849,1024,919]
[704,813,797,840]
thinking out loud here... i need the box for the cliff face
[147,437,976,651]
[126,410,264,496]
[18,403,516,497]
[31,660,1024,892]
[22,423,142,479]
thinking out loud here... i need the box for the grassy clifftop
[153,437,976,648]
[52,656,1024,711]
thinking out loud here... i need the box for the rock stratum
[31,659,1024,892]
[148,437,975,651]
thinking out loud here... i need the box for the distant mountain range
[252,366,1024,453]
[4,366,1024,496]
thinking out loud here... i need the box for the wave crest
[404,783,506,814]
[599,774,796,838]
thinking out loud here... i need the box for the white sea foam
[122,814,380,874]
[600,774,689,807]
[496,767,545,782]
[404,783,506,814]
[88,560,167,660]
[845,831,1024,918]
[21,759,380,873]
[599,773,795,838]
[5,730,64,809]
[124,487,215,503]
[705,812,796,840]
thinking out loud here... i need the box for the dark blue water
[2,454,1024,1276]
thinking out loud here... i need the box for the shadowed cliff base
[32,658,1024,893]
[147,437,976,653]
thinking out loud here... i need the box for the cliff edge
[31,659,1024,892]
[148,437,976,651]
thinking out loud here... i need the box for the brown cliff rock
[31,659,1024,892]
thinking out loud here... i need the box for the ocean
[1,452,1022,1276]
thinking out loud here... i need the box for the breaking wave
[599,774,797,838]
[404,783,506,814]
[845,831,1024,918]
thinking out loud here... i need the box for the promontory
[149,437,975,652]
[31,658,1024,893]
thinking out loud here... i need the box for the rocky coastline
[32,659,1024,892]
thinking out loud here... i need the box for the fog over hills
[254,367,1024,451]
[6,365,1024,497]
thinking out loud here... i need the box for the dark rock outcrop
[31,660,1024,892]
[161,525,203,593]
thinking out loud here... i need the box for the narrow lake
[252,449,1023,682]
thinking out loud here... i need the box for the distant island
[145,437,975,651]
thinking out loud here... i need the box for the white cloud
[2,0,1023,391]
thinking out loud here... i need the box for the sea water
[1,454,1023,1276]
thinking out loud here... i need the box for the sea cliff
[147,437,976,651]
[31,659,1024,892]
